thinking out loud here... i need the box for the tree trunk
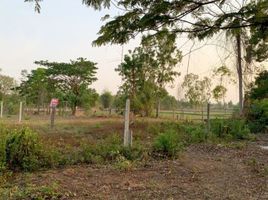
[236,33,243,116]
[71,106,76,116]
[156,99,160,118]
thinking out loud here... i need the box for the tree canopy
[33,58,98,115]
[77,0,268,61]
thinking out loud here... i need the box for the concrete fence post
[124,99,131,147]
[19,102,23,123]
[207,103,211,136]
[0,101,3,118]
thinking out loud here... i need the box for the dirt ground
[1,117,267,199]
[12,137,268,200]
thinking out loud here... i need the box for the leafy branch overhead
[26,0,268,62]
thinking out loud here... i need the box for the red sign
[50,98,59,107]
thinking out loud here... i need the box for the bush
[211,119,251,140]
[86,134,144,162]
[120,143,144,161]
[246,99,268,133]
[153,130,183,158]
[0,126,8,170]
[180,123,206,143]
[5,128,44,171]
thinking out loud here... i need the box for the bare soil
[13,138,268,200]
[2,117,268,199]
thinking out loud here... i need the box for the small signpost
[50,98,59,128]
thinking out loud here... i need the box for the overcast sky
[0,0,258,103]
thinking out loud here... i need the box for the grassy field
[0,116,267,199]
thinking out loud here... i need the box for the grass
[0,117,255,173]
[0,115,265,199]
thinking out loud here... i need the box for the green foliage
[79,134,144,165]
[0,183,62,200]
[5,128,44,171]
[0,126,7,170]
[153,130,183,158]
[80,88,99,113]
[211,119,251,140]
[182,73,211,105]
[249,70,268,100]
[116,31,180,116]
[112,90,127,112]
[181,124,206,143]
[212,85,227,103]
[246,70,268,133]
[100,90,113,109]
[18,68,51,113]
[160,95,178,110]
[0,73,17,98]
[35,58,98,115]
[27,0,268,63]
[246,99,268,133]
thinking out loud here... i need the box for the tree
[0,74,17,99]
[0,70,20,115]
[141,31,181,117]
[35,58,98,115]
[81,88,99,112]
[212,85,227,104]
[26,0,267,115]
[182,73,211,106]
[18,68,52,114]
[212,66,234,105]
[116,32,180,116]
[116,49,156,115]
[161,95,178,110]
[80,0,267,48]
[248,70,268,100]
[245,70,268,132]
[100,90,113,109]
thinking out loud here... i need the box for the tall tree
[26,0,267,50]
[100,90,113,109]
[182,73,211,106]
[0,74,16,99]
[18,68,52,114]
[116,32,180,116]
[35,58,98,115]
[141,31,181,117]
[212,66,234,105]
[26,0,268,114]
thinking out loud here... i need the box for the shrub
[211,119,251,140]
[153,130,183,158]
[120,143,144,161]
[180,123,206,143]
[246,99,268,133]
[5,128,44,171]
[96,134,122,161]
[0,126,8,170]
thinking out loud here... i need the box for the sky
[0,0,253,103]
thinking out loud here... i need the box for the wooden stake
[50,106,56,128]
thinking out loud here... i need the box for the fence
[159,107,236,121]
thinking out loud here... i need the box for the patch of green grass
[0,183,62,200]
